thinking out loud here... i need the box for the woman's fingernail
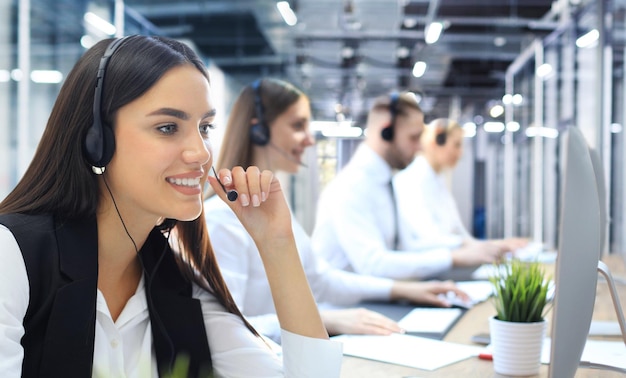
[240,193,250,207]
[252,194,260,207]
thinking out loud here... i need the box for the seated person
[311,95,509,281]
[394,118,528,256]
[0,36,341,377]
[205,79,468,343]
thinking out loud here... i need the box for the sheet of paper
[333,333,484,371]
[589,320,623,336]
[541,338,626,369]
[398,307,462,333]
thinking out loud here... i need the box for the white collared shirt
[0,226,343,377]
[394,155,470,249]
[204,195,393,343]
[311,143,452,280]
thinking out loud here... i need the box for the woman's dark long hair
[0,35,255,335]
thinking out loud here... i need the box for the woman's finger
[230,166,250,206]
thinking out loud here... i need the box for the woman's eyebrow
[203,109,217,119]
[148,107,189,120]
[147,107,216,120]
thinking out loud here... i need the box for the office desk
[340,255,626,377]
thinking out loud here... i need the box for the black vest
[0,213,212,377]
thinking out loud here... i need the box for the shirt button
[111,339,119,348]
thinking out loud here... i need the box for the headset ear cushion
[99,124,116,166]
[435,132,447,146]
[84,121,115,167]
[381,125,394,142]
[84,124,102,165]
[250,122,270,146]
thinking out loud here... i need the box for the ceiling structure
[126,0,561,124]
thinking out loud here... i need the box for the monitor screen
[548,126,601,378]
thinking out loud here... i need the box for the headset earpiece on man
[381,92,399,142]
[84,37,130,174]
[250,79,271,146]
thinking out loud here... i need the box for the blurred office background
[0,0,625,260]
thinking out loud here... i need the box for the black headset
[250,79,270,146]
[381,92,399,142]
[84,37,129,173]
[435,119,450,146]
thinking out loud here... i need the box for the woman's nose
[183,133,211,165]
[303,131,315,146]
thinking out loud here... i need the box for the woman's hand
[208,165,328,340]
[321,308,404,336]
[390,280,470,307]
[208,166,292,243]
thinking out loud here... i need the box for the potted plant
[488,258,553,376]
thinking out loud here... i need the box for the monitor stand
[578,261,626,373]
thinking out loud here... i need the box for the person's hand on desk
[451,239,505,267]
[391,280,470,307]
[321,308,404,336]
[491,237,530,253]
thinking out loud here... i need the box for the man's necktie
[389,179,399,250]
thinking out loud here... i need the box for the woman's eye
[200,123,215,136]
[157,124,177,135]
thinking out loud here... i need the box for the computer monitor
[588,146,608,256]
[548,126,601,377]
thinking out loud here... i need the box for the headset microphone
[268,141,308,168]
[211,166,238,202]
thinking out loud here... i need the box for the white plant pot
[489,316,547,376]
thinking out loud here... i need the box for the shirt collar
[350,143,395,184]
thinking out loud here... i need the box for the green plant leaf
[489,259,553,323]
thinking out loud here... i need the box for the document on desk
[398,307,463,333]
[333,333,484,371]
[541,338,626,369]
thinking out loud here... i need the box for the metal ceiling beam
[130,1,263,17]
[405,15,558,30]
[294,30,530,45]
[211,55,287,66]
[424,0,441,27]
[131,2,558,31]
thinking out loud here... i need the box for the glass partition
[504,1,608,251]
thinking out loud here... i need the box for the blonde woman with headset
[394,118,527,272]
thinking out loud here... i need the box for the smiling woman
[0,35,342,378]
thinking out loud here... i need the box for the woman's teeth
[167,177,200,187]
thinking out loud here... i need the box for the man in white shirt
[311,95,506,280]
